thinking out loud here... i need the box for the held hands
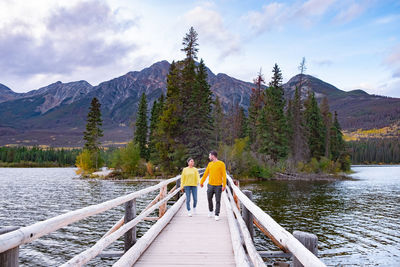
[200,183,204,188]
[222,186,226,192]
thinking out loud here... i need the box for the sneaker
[193,208,197,214]
[215,215,220,221]
[188,211,192,217]
[208,211,213,218]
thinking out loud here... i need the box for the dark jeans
[184,186,197,211]
[207,184,222,216]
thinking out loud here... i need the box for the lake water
[0,168,161,266]
[1,166,399,266]
[241,165,400,266]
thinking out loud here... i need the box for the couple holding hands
[180,150,227,221]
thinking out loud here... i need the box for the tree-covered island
[75,27,353,180]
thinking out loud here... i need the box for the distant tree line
[0,146,80,167]
[348,138,400,164]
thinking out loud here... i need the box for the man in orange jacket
[200,150,227,221]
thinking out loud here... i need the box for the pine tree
[83,97,103,151]
[320,97,332,158]
[298,57,307,90]
[304,91,326,159]
[185,59,214,163]
[181,26,199,62]
[225,102,246,145]
[258,64,288,161]
[134,93,149,160]
[180,27,200,145]
[149,94,165,161]
[82,97,103,169]
[155,61,183,171]
[212,96,225,145]
[286,99,294,149]
[154,27,214,169]
[330,111,345,161]
[239,107,248,139]
[289,58,309,162]
[248,69,265,145]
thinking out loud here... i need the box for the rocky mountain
[283,74,400,130]
[0,83,18,103]
[0,61,399,147]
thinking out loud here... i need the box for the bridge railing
[0,172,195,266]
[226,174,326,267]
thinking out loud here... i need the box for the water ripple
[242,166,400,266]
[0,168,163,266]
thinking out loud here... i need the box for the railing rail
[224,186,265,267]
[61,188,182,266]
[226,174,326,267]
[0,174,181,254]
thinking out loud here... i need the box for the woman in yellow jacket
[180,158,200,217]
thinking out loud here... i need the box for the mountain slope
[283,74,400,130]
[0,61,399,146]
[0,83,18,103]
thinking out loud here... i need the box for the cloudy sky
[1,0,400,97]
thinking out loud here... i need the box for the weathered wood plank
[0,227,19,267]
[133,185,236,267]
[222,190,251,267]
[242,190,254,241]
[159,185,167,218]
[113,194,186,267]
[258,251,292,258]
[293,231,318,267]
[225,187,265,266]
[124,199,137,252]
[226,175,326,267]
[101,217,124,239]
[61,188,180,267]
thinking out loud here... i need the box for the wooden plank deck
[134,184,236,267]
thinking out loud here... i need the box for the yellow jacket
[200,160,227,187]
[181,167,200,189]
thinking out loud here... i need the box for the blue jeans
[184,186,198,211]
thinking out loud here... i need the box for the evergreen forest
[0,146,80,167]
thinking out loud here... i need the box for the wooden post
[242,190,254,241]
[124,200,136,252]
[292,231,318,267]
[0,227,20,267]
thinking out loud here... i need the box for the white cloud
[297,0,337,20]
[334,2,367,23]
[374,14,400,25]
[183,5,241,58]
[377,79,400,98]
[0,0,142,92]
[244,0,373,33]
[313,59,334,67]
[384,44,400,78]
[245,2,287,33]
[244,0,338,33]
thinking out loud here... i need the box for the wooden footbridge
[0,170,326,267]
